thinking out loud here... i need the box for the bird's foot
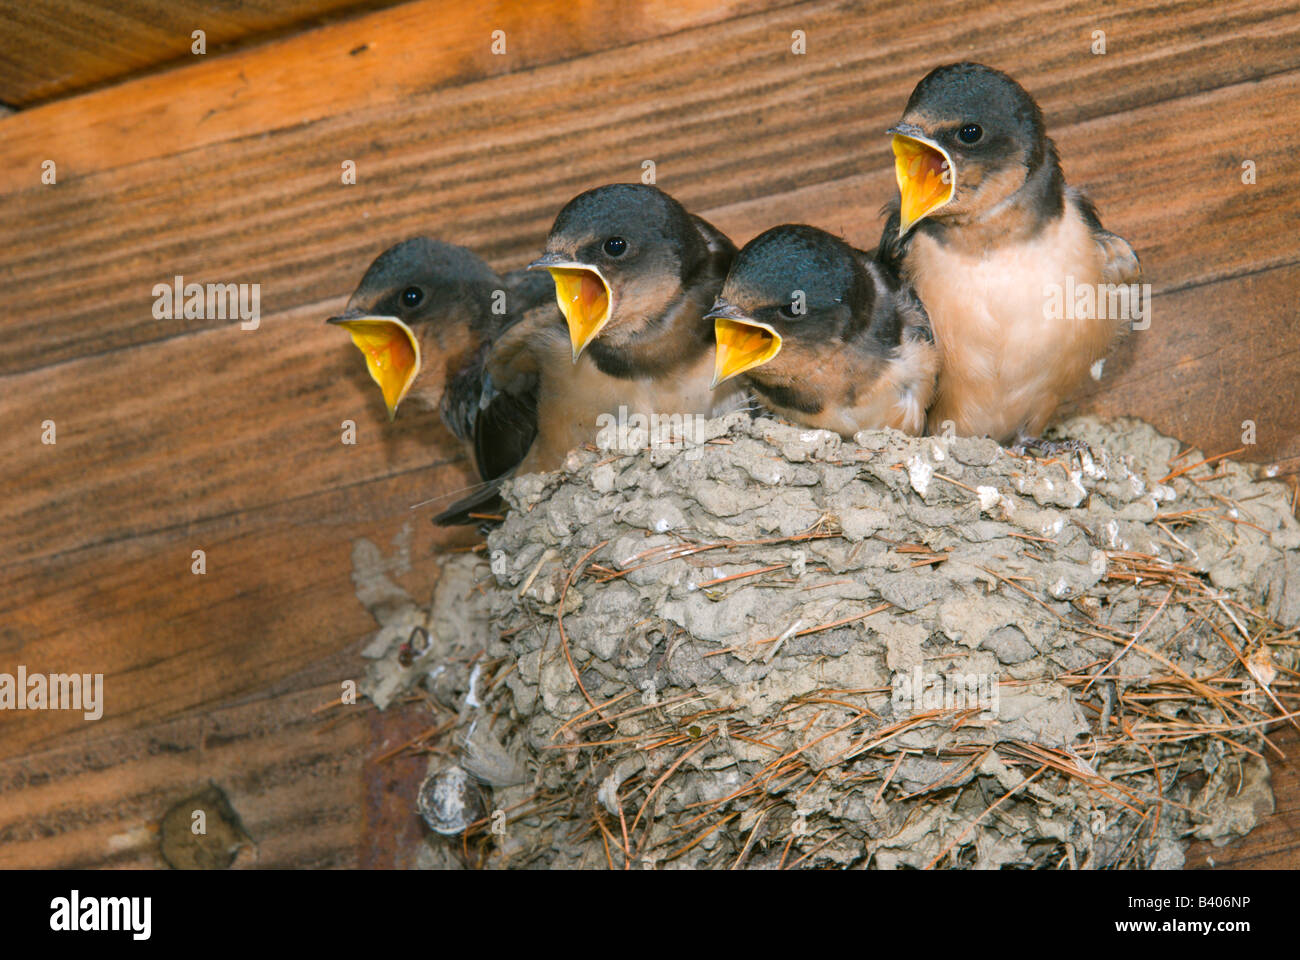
[1008,434,1093,461]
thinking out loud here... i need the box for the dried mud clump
[357,413,1299,869]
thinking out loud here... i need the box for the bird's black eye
[957,123,983,145]
[602,237,628,257]
[778,290,806,320]
[401,286,423,308]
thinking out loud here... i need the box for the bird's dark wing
[472,371,538,483]
[439,266,553,443]
[897,287,934,346]
[857,244,933,349]
[440,300,553,472]
[1096,231,1140,286]
[433,365,535,526]
[1070,190,1140,286]
[437,344,538,485]
[690,214,738,281]
[440,339,491,445]
[434,306,556,527]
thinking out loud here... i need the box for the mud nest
[355,413,1300,869]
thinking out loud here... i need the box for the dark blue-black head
[888,63,1054,234]
[706,224,877,387]
[328,237,506,419]
[529,184,723,359]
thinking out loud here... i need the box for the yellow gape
[711,316,783,388]
[331,316,421,419]
[548,266,612,361]
[891,133,955,233]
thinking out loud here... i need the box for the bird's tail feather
[431,477,508,527]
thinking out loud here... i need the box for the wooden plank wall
[1,0,1297,869]
[0,0,405,106]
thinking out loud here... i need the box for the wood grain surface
[1,0,1297,869]
[0,0,405,107]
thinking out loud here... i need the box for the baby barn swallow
[706,225,938,438]
[498,182,745,474]
[328,237,553,484]
[879,62,1140,446]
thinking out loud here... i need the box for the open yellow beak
[891,131,955,235]
[329,315,421,420]
[547,265,612,361]
[711,316,783,388]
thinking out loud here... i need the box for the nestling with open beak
[706,224,937,438]
[503,182,745,469]
[429,183,747,524]
[878,62,1140,447]
[328,237,554,486]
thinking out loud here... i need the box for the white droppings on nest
[907,455,933,496]
[1079,449,1105,480]
[464,662,483,709]
[1105,519,1120,547]
[977,486,1000,512]
[1090,359,1106,380]
[1068,470,1088,503]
